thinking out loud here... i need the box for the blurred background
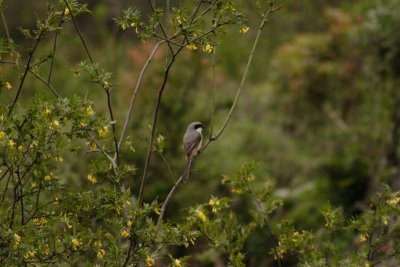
[1,0,400,265]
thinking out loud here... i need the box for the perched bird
[182,122,204,182]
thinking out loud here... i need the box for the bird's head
[187,121,204,133]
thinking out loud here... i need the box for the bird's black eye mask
[194,124,203,129]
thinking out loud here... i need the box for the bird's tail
[182,156,193,183]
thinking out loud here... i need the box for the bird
[182,121,204,183]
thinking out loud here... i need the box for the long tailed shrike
[182,122,203,182]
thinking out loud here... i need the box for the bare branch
[117,41,164,150]
[209,45,216,138]
[106,89,120,165]
[8,30,44,116]
[193,0,218,23]
[63,0,93,63]
[30,70,62,99]
[63,0,120,166]
[199,5,275,154]
[1,10,11,42]
[138,53,179,205]
[0,60,61,98]
[156,175,184,229]
[146,0,174,55]
[88,133,118,174]
[48,16,65,83]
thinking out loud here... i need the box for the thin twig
[189,0,203,24]
[48,16,65,83]
[117,41,164,150]
[156,150,176,181]
[1,170,10,201]
[122,237,134,267]
[8,30,44,116]
[199,5,275,154]
[156,175,184,229]
[147,0,174,55]
[64,0,120,166]
[153,33,184,47]
[265,223,282,267]
[190,22,229,43]
[30,70,62,98]
[209,45,216,138]
[165,0,171,68]
[63,0,93,63]
[138,52,180,205]
[193,0,218,23]
[106,89,120,165]
[89,133,117,173]
[1,10,11,42]
[16,168,25,225]
[0,60,61,98]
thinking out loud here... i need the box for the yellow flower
[146,256,155,267]
[14,233,21,245]
[231,187,243,194]
[33,217,48,226]
[98,126,109,137]
[87,174,97,184]
[44,174,52,181]
[203,43,214,53]
[32,181,37,188]
[71,238,82,250]
[359,234,368,242]
[90,143,97,150]
[196,210,207,222]
[127,220,133,227]
[53,120,59,127]
[8,139,15,147]
[97,248,106,260]
[86,105,94,116]
[245,175,255,182]
[23,250,36,259]
[0,131,5,140]
[57,156,64,162]
[186,43,198,50]
[18,145,23,151]
[121,22,128,30]
[154,207,160,215]
[382,216,389,226]
[386,196,400,206]
[209,198,220,213]
[0,115,4,121]
[43,244,50,256]
[29,140,38,150]
[4,82,12,90]
[173,259,182,267]
[44,107,51,115]
[176,15,185,24]
[103,80,110,90]
[208,198,219,206]
[64,8,70,16]
[121,229,131,238]
[240,25,250,34]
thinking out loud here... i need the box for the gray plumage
[182,122,203,182]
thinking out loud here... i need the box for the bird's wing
[183,132,201,155]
